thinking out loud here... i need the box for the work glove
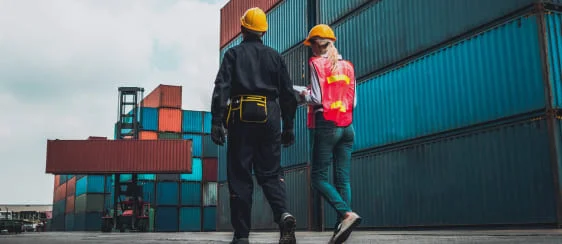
[211,124,226,146]
[281,129,295,148]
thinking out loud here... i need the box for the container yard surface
[3,229,562,243]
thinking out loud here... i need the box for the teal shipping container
[75,194,105,213]
[318,0,371,25]
[181,158,203,181]
[216,183,230,231]
[284,166,310,230]
[125,107,158,131]
[281,105,311,168]
[140,181,156,205]
[50,216,65,231]
[52,200,66,217]
[182,110,204,133]
[183,134,202,157]
[218,141,228,183]
[282,44,310,86]
[545,11,562,108]
[324,114,559,228]
[203,207,217,231]
[75,175,105,196]
[65,214,74,231]
[179,207,201,231]
[74,212,102,231]
[203,135,218,158]
[263,0,308,53]
[157,182,179,206]
[219,35,242,63]
[203,112,212,134]
[117,174,156,183]
[156,207,178,232]
[353,12,557,151]
[181,182,202,206]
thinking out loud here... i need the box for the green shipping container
[75,194,106,213]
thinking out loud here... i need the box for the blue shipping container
[141,181,156,205]
[203,134,218,158]
[263,0,308,53]
[181,158,203,182]
[326,115,558,228]
[318,0,371,25]
[282,105,311,168]
[157,182,179,206]
[183,134,202,157]
[546,11,562,108]
[182,110,203,133]
[156,207,178,232]
[181,182,202,206]
[220,35,242,63]
[332,0,562,79]
[203,112,212,134]
[179,207,201,231]
[76,175,106,196]
[218,141,227,182]
[65,214,74,231]
[353,13,547,151]
[203,207,217,231]
[282,43,310,86]
[74,212,102,231]
[140,107,158,131]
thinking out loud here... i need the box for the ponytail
[326,41,340,73]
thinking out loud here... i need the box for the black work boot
[278,212,296,244]
[230,237,249,244]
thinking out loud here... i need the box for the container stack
[216,0,562,231]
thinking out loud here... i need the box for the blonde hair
[315,38,340,72]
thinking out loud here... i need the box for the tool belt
[226,95,268,126]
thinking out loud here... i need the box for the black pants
[226,100,288,238]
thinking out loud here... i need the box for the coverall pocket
[238,95,268,123]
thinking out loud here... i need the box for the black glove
[211,124,226,146]
[281,129,295,147]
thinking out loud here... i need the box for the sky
[0,0,229,204]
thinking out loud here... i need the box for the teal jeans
[310,124,355,219]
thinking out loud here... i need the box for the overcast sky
[0,0,229,204]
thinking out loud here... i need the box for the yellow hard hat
[303,24,336,46]
[240,7,268,32]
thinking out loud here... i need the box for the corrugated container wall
[66,177,76,196]
[75,194,105,213]
[183,134,202,157]
[203,158,218,182]
[158,132,182,139]
[318,0,371,25]
[282,106,310,167]
[140,107,159,131]
[65,196,75,214]
[75,212,102,231]
[262,0,308,53]
[76,175,105,196]
[203,112,212,134]
[353,13,546,151]
[157,182,179,206]
[203,135,218,158]
[282,44,310,86]
[182,110,203,133]
[332,0,562,79]
[53,184,67,202]
[203,207,217,231]
[181,158,203,182]
[220,35,243,63]
[203,182,218,206]
[156,207,178,232]
[218,141,228,182]
[180,207,201,231]
[65,214,74,231]
[181,182,202,206]
[219,0,281,48]
[141,84,182,109]
[284,166,310,230]
[217,183,230,231]
[139,131,158,139]
[545,11,562,108]
[46,140,193,174]
[158,108,182,133]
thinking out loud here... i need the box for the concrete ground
[2,229,562,243]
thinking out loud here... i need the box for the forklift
[101,87,150,232]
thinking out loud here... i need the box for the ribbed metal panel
[76,175,105,196]
[182,110,203,133]
[181,182,202,206]
[74,212,102,231]
[333,0,561,79]
[140,181,155,205]
[157,182,179,206]
[263,0,308,53]
[158,108,182,133]
[218,141,228,183]
[318,0,370,25]
[282,106,311,168]
[203,135,218,158]
[156,207,178,232]
[216,183,231,231]
[284,166,310,230]
[75,194,105,213]
[251,176,278,230]
[546,12,562,108]
[203,158,218,182]
[353,14,546,151]
[345,116,557,228]
[203,207,217,231]
[203,182,218,206]
[157,132,182,139]
[179,207,201,231]
[203,112,212,134]
[220,35,243,63]
[64,214,74,231]
[183,134,202,157]
[138,174,156,181]
[283,44,310,86]
[180,158,203,181]
[52,199,66,217]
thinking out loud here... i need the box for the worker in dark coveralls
[210,7,298,244]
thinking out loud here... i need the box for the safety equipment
[303,24,336,46]
[240,7,268,32]
[281,129,295,147]
[211,124,226,146]
[307,57,355,128]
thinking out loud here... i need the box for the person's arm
[279,56,298,130]
[211,49,234,127]
[303,63,322,105]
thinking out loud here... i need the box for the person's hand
[281,129,295,147]
[211,124,226,146]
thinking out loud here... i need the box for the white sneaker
[328,212,361,244]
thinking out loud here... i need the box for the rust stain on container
[45,139,192,174]
[66,177,76,197]
[65,196,75,213]
[203,158,218,182]
[158,108,182,133]
[141,84,182,109]
[220,0,281,49]
[139,131,158,140]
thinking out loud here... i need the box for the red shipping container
[45,139,193,174]
[139,131,158,140]
[158,108,182,133]
[141,84,182,109]
[53,184,67,202]
[220,0,281,49]
[54,175,60,186]
[66,177,76,197]
[65,196,75,213]
[203,158,218,182]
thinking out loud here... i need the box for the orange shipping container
[139,131,158,140]
[66,177,76,197]
[54,175,60,186]
[53,184,67,203]
[158,108,182,133]
[141,85,182,109]
[65,196,75,213]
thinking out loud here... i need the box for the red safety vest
[307,56,356,128]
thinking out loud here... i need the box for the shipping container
[318,0,371,25]
[203,158,218,182]
[218,141,228,183]
[141,84,182,109]
[220,35,243,63]
[65,196,75,214]
[50,216,65,231]
[157,182,179,206]
[216,183,231,231]
[332,0,562,79]
[283,44,310,86]
[353,12,548,151]
[76,175,105,196]
[74,212,102,231]
[65,214,74,231]
[179,207,201,231]
[119,174,132,182]
[181,182,202,206]
[545,11,562,108]
[203,182,218,206]
[54,175,60,186]
[203,135,218,158]
[158,108,182,133]
[263,0,309,53]
[139,131,158,140]
[284,166,310,230]
[157,173,180,181]
[60,175,68,184]
[219,0,281,48]
[181,158,203,181]
[183,134,202,157]
[66,177,76,197]
[182,110,203,133]
[250,177,277,230]
[46,139,193,174]
[203,112,212,134]
[156,207,178,232]
[126,107,159,131]
[52,199,66,217]
[140,181,156,205]
[53,183,67,202]
[326,114,559,228]
[104,191,114,211]
[281,105,311,168]
[139,174,156,181]
[158,132,182,139]
[203,207,217,231]
[75,194,106,213]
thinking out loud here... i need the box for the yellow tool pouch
[228,95,268,124]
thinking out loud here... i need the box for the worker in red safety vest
[299,24,361,244]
